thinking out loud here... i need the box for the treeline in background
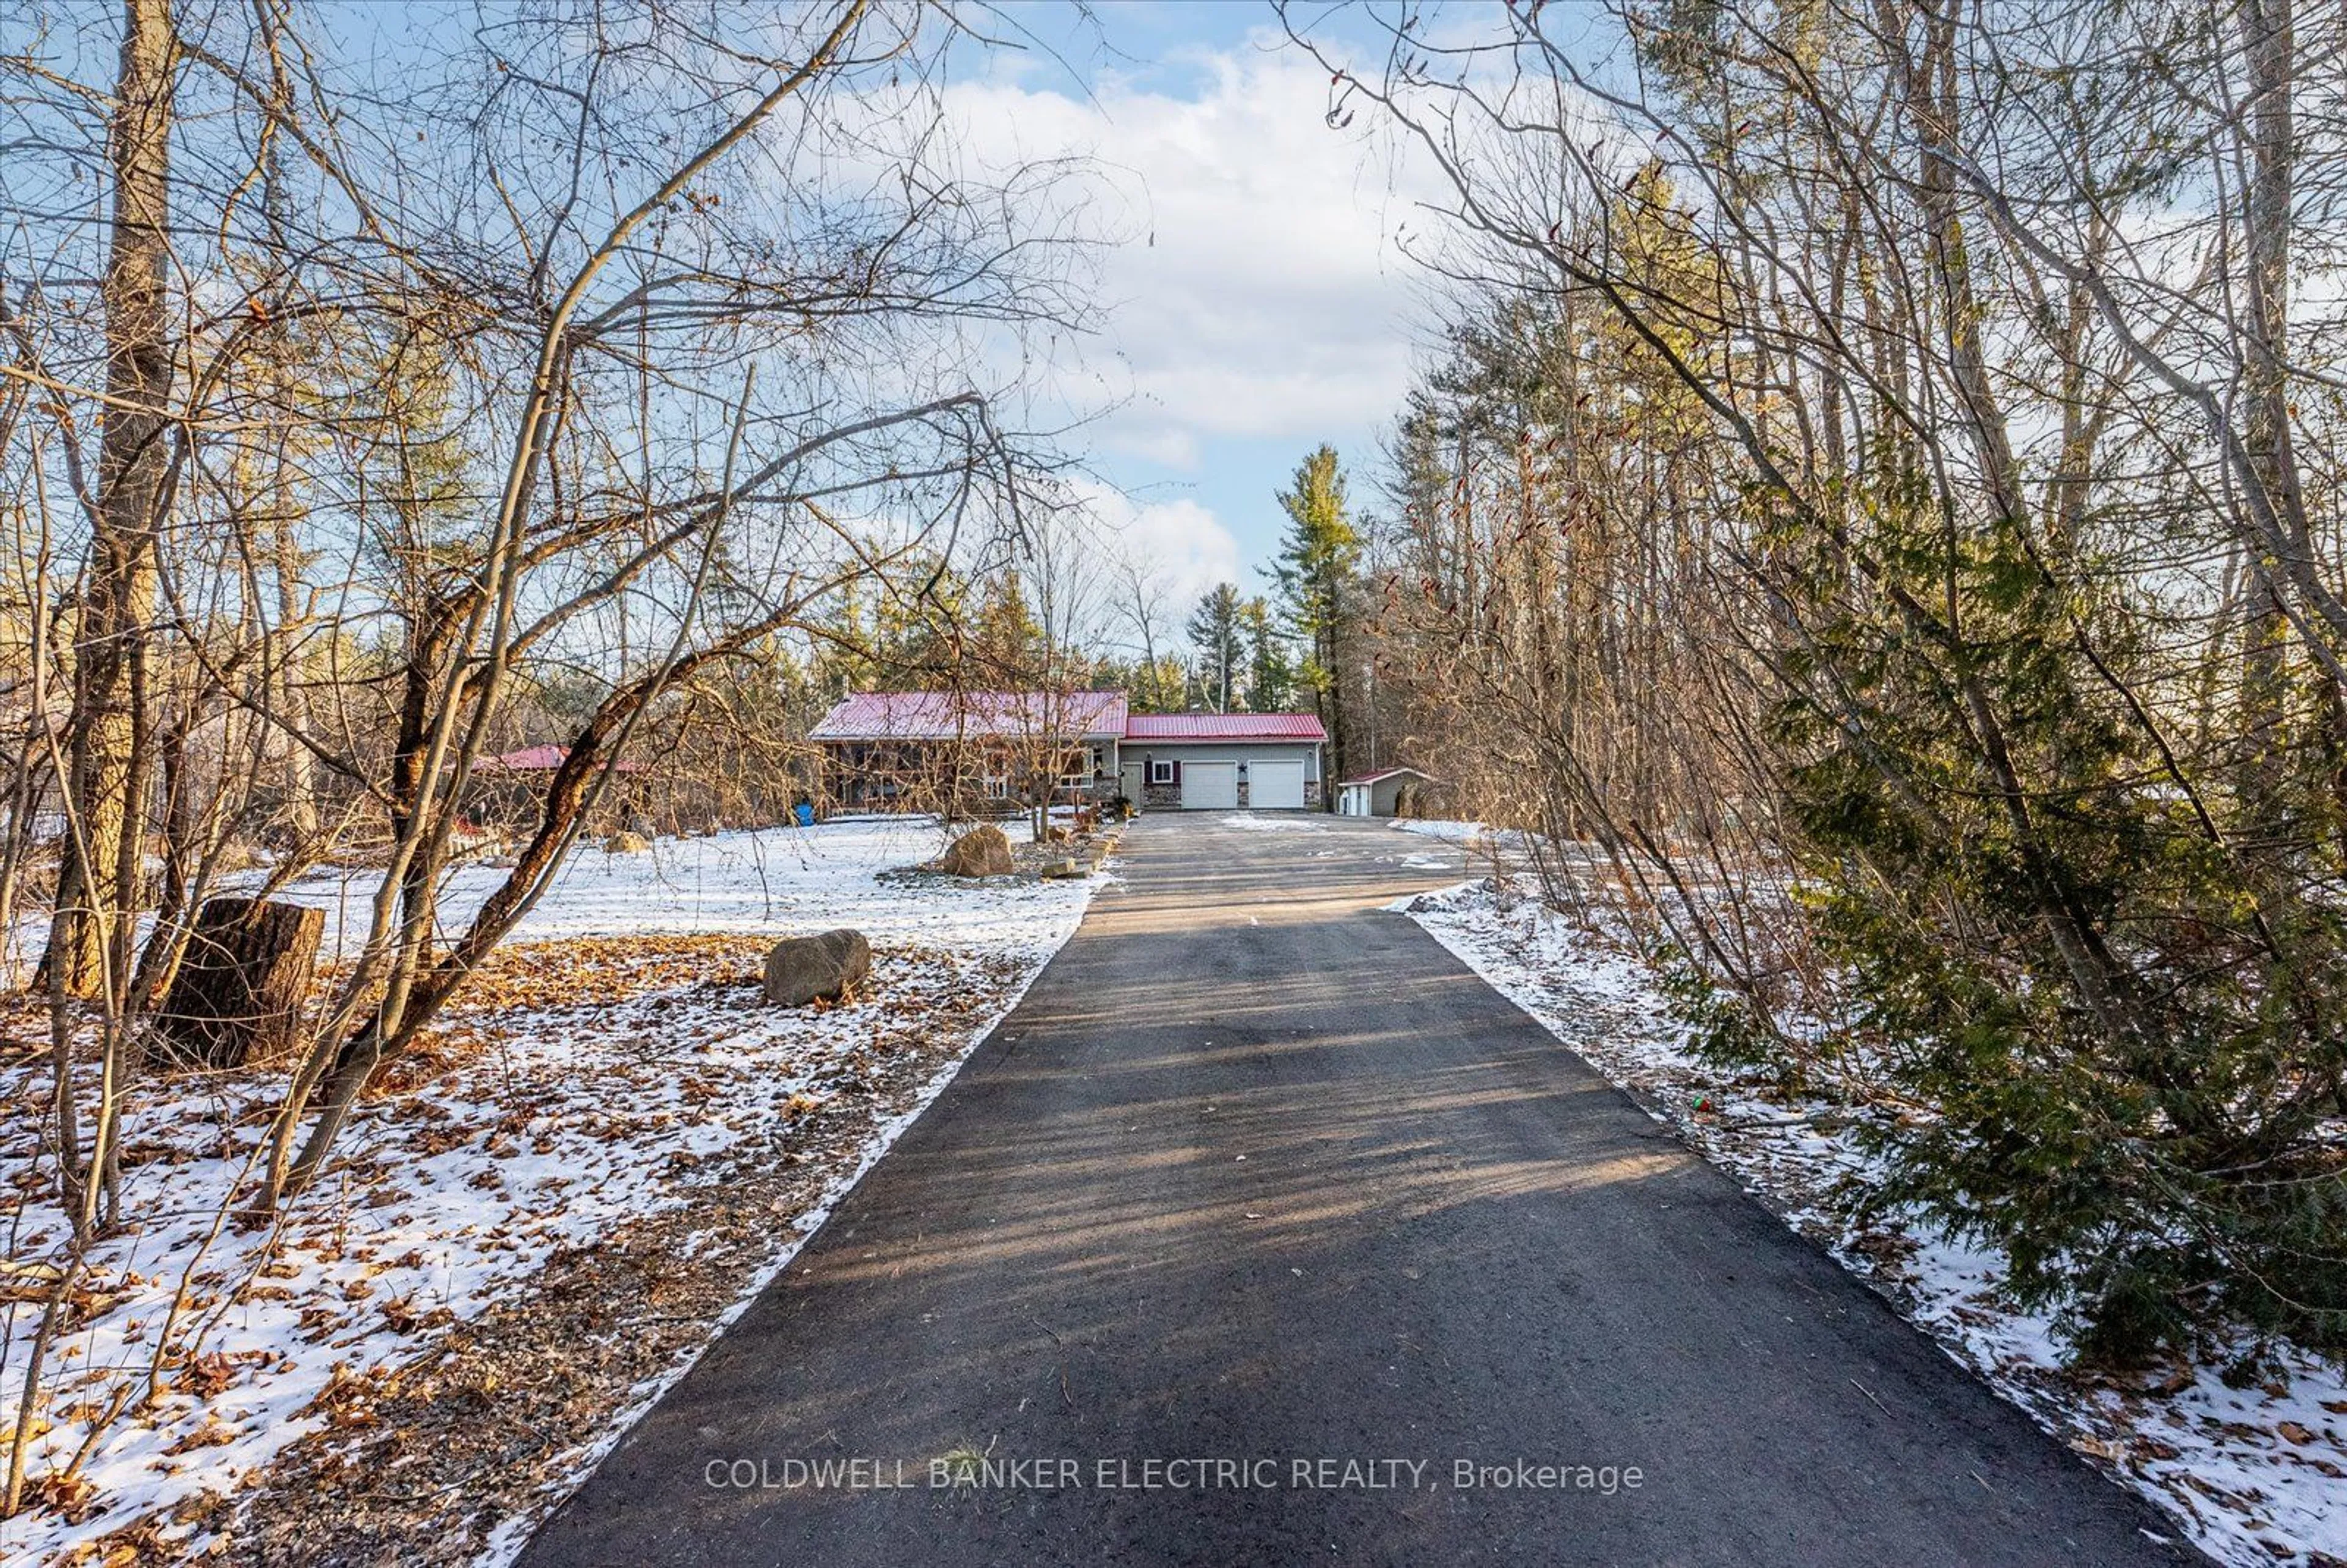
[1288,0,2347,1361]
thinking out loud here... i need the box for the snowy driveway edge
[1395,867,2347,1568]
[472,924,1076,1568]
[0,819,1104,1566]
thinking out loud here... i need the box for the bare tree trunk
[1319,624,1348,788]
[254,55,320,849]
[44,0,177,997]
[281,637,752,1196]
[272,505,317,844]
[2236,0,2314,829]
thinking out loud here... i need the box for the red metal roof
[476,744,645,774]
[812,690,1129,742]
[1122,712,1327,742]
[812,692,1324,744]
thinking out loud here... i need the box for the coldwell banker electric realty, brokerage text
[704,1455,1648,1496]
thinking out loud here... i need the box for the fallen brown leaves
[173,1351,255,1400]
[368,934,769,1095]
[133,943,1030,1568]
[35,1470,102,1525]
[443,934,770,1017]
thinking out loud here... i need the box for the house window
[1148,760,1175,786]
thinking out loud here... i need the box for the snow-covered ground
[0,820,1095,1564]
[1392,828,2347,1568]
[285,814,1050,954]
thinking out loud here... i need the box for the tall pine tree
[969,568,1045,683]
[1186,582,1244,713]
[1269,445,1359,772]
[1242,596,1291,711]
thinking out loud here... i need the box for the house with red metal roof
[1115,710,1328,810]
[809,691,1329,812]
[454,743,654,838]
[474,744,647,775]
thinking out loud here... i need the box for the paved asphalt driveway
[520,814,2198,1567]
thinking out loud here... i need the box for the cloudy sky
[309,1,1445,613]
[942,2,1435,606]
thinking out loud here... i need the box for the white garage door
[1250,758,1306,810]
[1181,761,1237,810]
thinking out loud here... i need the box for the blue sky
[296,1,1446,607]
[227,1,1444,612]
[936,1,1439,603]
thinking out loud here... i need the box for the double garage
[1118,714,1327,811]
[1151,754,1306,810]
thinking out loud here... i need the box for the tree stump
[152,898,324,1068]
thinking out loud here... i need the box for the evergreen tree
[1269,445,1360,769]
[813,581,879,695]
[1186,582,1245,713]
[842,553,972,690]
[1242,596,1291,711]
[969,568,1045,682]
[1138,654,1186,711]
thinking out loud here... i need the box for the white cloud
[940,40,1425,464]
[1101,423,1200,470]
[1067,477,1243,608]
[1122,496,1244,604]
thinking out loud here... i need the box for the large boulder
[937,823,1014,877]
[763,929,871,1006]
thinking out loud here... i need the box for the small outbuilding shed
[1335,766,1439,818]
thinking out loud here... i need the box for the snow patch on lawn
[1389,818,1533,855]
[470,940,1064,1568]
[0,819,1093,1565]
[284,815,982,954]
[1399,873,2347,1568]
[1388,818,1490,844]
